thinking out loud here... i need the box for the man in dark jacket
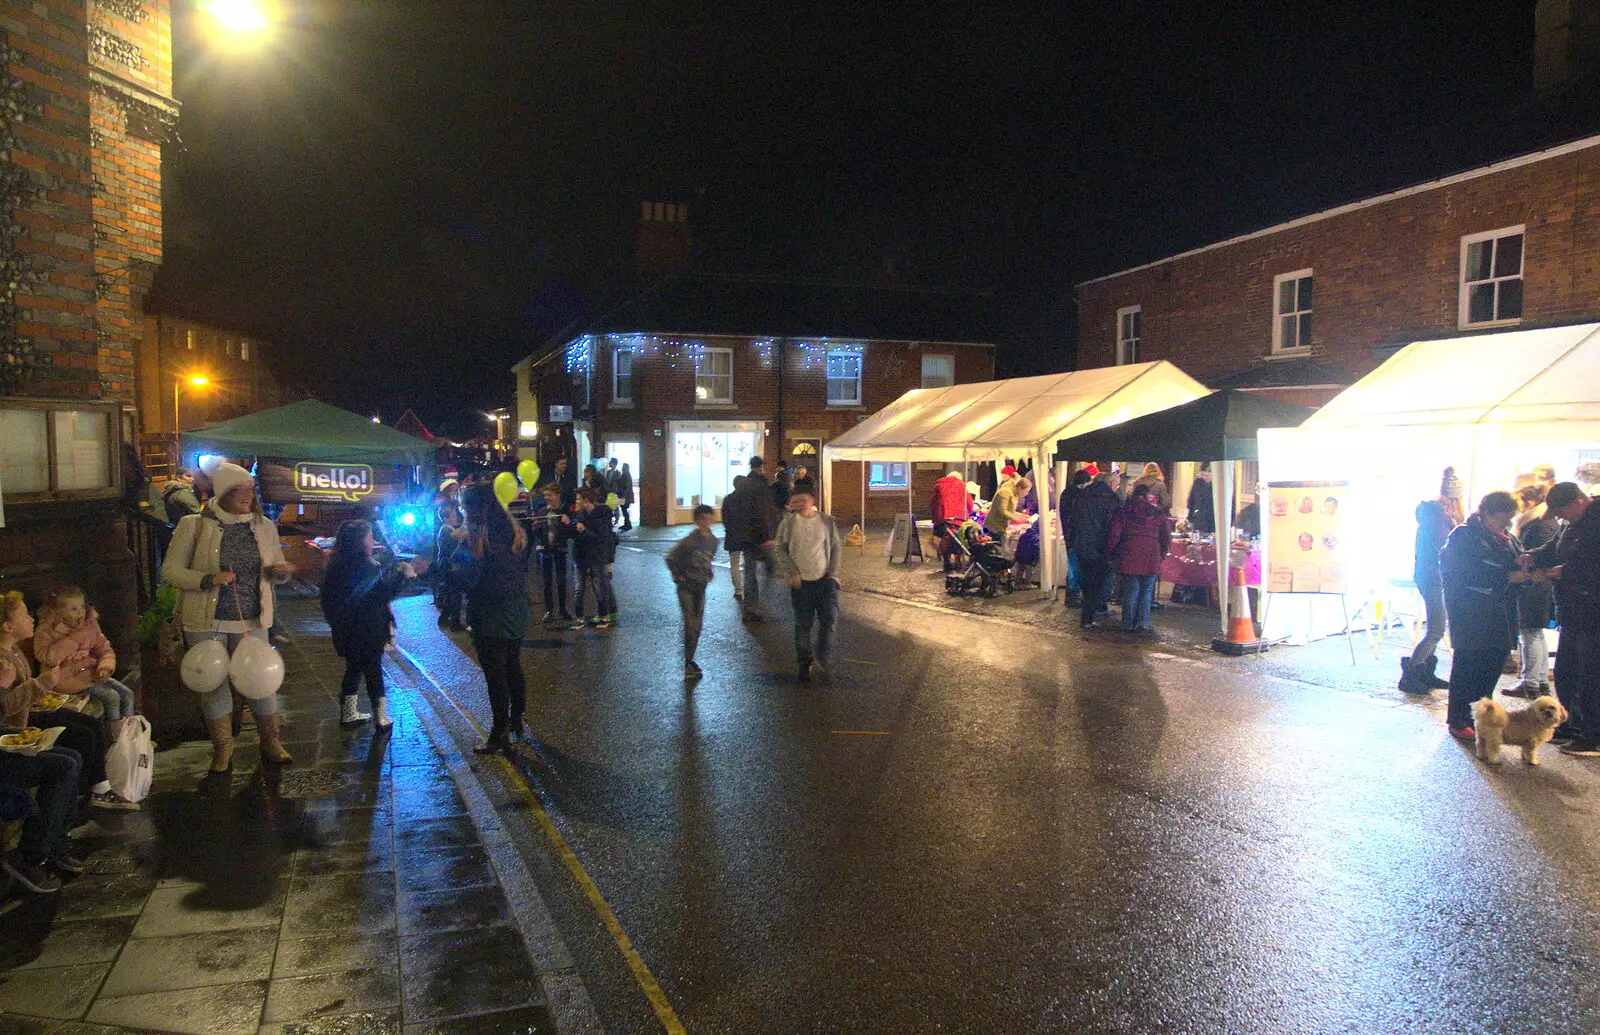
[666,504,718,679]
[1440,492,1527,739]
[161,468,203,520]
[554,456,578,510]
[1529,482,1600,753]
[730,472,779,620]
[721,475,752,602]
[1399,498,1456,694]
[1068,472,1121,629]
[1186,466,1215,534]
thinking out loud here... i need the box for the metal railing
[124,507,173,611]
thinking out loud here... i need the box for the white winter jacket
[161,502,290,632]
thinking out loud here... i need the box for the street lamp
[174,373,210,464]
[200,0,276,36]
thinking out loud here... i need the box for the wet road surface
[397,534,1600,1035]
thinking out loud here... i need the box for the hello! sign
[257,458,406,506]
[294,463,375,502]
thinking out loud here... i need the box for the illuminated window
[1460,226,1524,327]
[868,461,909,489]
[694,348,733,404]
[613,347,634,404]
[1272,270,1313,354]
[826,349,863,406]
[240,340,250,361]
[185,328,194,350]
[1116,306,1141,365]
[920,354,954,388]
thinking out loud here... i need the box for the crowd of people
[1399,464,1600,756]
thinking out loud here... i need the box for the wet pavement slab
[0,603,571,1034]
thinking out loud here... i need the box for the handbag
[106,716,154,803]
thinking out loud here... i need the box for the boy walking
[774,490,842,682]
[666,505,718,680]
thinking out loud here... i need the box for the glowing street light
[173,371,212,461]
[200,0,278,45]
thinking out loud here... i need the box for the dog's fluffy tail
[1473,697,1509,729]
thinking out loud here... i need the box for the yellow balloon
[493,471,518,506]
[517,459,539,487]
[606,493,620,508]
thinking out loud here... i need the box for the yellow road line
[830,730,891,735]
[440,697,686,1034]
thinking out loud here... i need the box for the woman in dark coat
[1106,485,1171,633]
[320,520,414,728]
[457,484,533,754]
[1441,491,1533,738]
[1510,484,1561,697]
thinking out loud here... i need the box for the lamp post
[173,373,210,464]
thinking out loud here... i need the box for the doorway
[600,438,641,511]
[788,436,823,507]
[667,420,763,523]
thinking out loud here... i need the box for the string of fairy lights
[563,334,867,377]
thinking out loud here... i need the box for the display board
[1265,480,1347,594]
[256,457,409,505]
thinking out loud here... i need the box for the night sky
[151,1,1542,437]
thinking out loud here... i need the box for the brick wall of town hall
[1077,138,1600,395]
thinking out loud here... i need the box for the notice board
[1265,481,1348,594]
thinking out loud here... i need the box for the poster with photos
[1266,481,1348,594]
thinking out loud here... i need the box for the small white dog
[1472,694,1568,766]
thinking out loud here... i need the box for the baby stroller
[945,522,1015,598]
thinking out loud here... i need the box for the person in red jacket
[930,472,974,571]
[1107,484,1171,633]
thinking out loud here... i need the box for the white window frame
[868,460,910,490]
[1459,225,1525,329]
[825,349,863,407]
[920,353,955,389]
[694,347,733,405]
[1116,305,1141,365]
[1271,268,1314,355]
[0,400,119,502]
[612,346,634,405]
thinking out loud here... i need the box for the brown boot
[207,716,234,774]
[257,712,293,765]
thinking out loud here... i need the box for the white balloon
[228,635,285,700]
[180,639,229,694]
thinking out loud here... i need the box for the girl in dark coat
[1441,491,1535,738]
[1106,485,1172,632]
[321,521,414,728]
[457,485,532,754]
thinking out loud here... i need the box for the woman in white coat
[161,460,295,774]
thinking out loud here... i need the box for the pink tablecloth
[1160,542,1261,587]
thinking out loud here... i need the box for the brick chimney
[636,201,693,280]
[1535,0,1600,94]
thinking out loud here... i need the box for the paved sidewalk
[0,599,584,1035]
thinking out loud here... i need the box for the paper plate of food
[0,727,65,755]
[33,693,67,711]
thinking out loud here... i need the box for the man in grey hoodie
[774,490,842,682]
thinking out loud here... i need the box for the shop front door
[789,437,822,506]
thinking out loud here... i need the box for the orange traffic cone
[1212,563,1267,656]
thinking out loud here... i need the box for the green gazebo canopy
[184,399,434,467]
[1054,389,1313,463]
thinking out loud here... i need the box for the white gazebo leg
[1213,460,1234,638]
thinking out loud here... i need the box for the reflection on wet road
[396,537,1600,1035]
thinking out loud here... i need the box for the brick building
[515,274,996,525]
[0,0,176,657]
[135,307,297,477]
[1076,129,1600,408]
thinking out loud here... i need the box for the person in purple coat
[1107,484,1172,633]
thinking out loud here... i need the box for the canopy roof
[185,399,434,466]
[1302,322,1600,433]
[1054,389,1314,462]
[824,361,1210,461]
